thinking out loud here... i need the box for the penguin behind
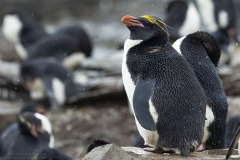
[164,0,201,42]
[20,58,90,107]
[195,0,237,63]
[1,8,48,60]
[121,15,206,156]
[172,31,228,150]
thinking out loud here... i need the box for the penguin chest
[122,39,158,147]
[122,38,143,108]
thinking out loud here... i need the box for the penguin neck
[142,35,169,48]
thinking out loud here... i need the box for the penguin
[226,115,240,148]
[164,0,201,42]
[20,58,90,107]
[1,8,48,60]
[26,29,91,69]
[172,31,228,150]
[121,15,206,156]
[195,0,237,63]
[195,0,236,34]
[226,127,240,159]
[164,0,236,64]
[86,140,109,153]
[0,109,54,159]
[53,25,92,58]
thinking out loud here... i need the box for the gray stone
[82,144,141,160]
[0,101,21,133]
[82,145,240,160]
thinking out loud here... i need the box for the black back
[27,34,80,61]
[54,25,92,57]
[21,59,74,83]
[178,31,228,149]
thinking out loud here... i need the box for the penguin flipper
[226,127,240,159]
[133,78,156,131]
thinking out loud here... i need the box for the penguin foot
[196,144,205,152]
[143,147,158,152]
[143,147,174,154]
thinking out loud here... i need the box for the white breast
[34,113,55,148]
[122,38,158,147]
[172,36,186,55]
[196,0,218,32]
[179,2,201,36]
[202,105,215,145]
[2,14,22,44]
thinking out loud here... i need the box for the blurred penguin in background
[0,102,73,160]
[0,102,54,159]
[164,0,237,64]
[20,58,91,107]
[2,8,93,69]
[1,8,48,60]
[27,25,93,69]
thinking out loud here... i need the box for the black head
[18,112,44,137]
[121,15,171,42]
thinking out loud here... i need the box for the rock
[227,97,240,119]
[82,144,140,160]
[0,101,21,133]
[83,145,240,160]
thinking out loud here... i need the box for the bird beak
[121,15,144,27]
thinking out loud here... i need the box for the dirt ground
[47,98,137,159]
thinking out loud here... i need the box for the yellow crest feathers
[141,15,172,35]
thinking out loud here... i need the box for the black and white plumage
[121,15,206,156]
[164,0,201,42]
[164,0,237,64]
[0,108,54,160]
[20,58,89,107]
[172,31,228,150]
[2,8,48,60]
[1,9,92,69]
[27,25,93,69]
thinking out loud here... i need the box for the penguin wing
[42,76,59,106]
[133,78,156,131]
[226,127,240,159]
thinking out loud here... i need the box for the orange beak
[121,15,144,27]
